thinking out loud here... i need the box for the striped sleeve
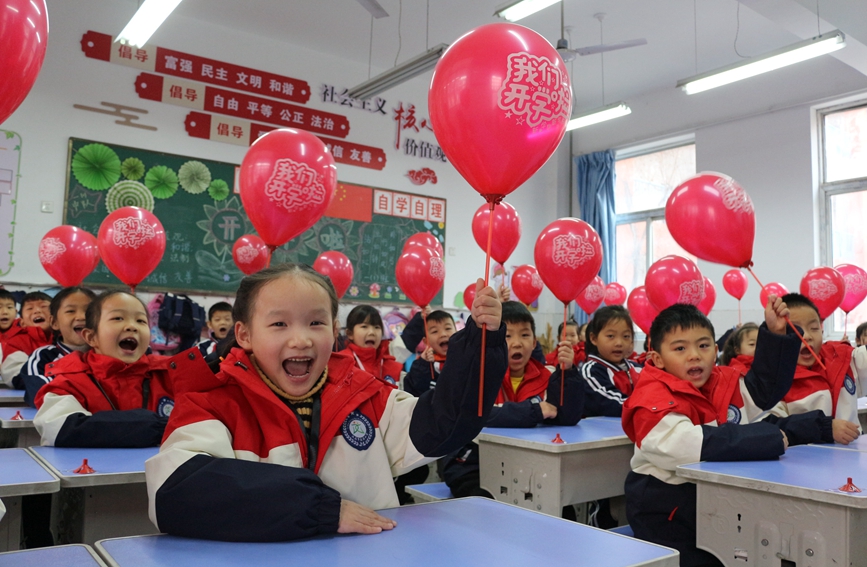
[581,360,627,417]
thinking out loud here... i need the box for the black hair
[577,322,588,339]
[426,310,454,326]
[49,287,96,320]
[20,291,51,315]
[781,293,821,321]
[0,289,15,306]
[649,304,715,352]
[585,305,634,356]
[857,322,867,340]
[85,291,148,333]
[208,301,233,320]
[720,322,759,366]
[557,319,578,339]
[346,305,383,334]
[502,301,535,335]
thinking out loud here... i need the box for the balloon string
[422,308,435,384]
[130,284,136,295]
[267,245,277,268]
[560,303,567,407]
[746,266,825,370]
[845,312,849,337]
[479,202,496,417]
[738,299,742,326]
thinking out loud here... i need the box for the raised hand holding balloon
[722,269,748,324]
[430,22,571,414]
[534,218,603,405]
[97,207,166,293]
[232,234,270,276]
[39,226,99,287]
[665,171,823,367]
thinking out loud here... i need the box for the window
[821,104,867,334]
[614,144,697,291]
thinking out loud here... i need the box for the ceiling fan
[556,13,647,62]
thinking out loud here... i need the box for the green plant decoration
[208,179,230,201]
[106,180,154,213]
[71,143,121,190]
[145,165,179,199]
[178,160,212,194]
[121,157,145,181]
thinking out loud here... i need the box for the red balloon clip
[73,459,95,474]
[551,433,565,444]
[10,411,24,421]
[839,477,862,493]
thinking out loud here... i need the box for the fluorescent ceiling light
[494,0,561,22]
[116,0,184,48]
[677,30,845,95]
[566,102,631,131]
[347,43,448,100]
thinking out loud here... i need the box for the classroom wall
[0,0,570,331]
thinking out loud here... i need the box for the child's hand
[841,333,850,345]
[472,278,502,330]
[423,305,432,317]
[557,341,574,370]
[498,284,511,303]
[764,294,789,335]
[420,347,435,362]
[832,419,860,445]
[539,401,558,420]
[781,430,789,451]
[338,499,397,535]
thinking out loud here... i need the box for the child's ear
[588,332,598,346]
[649,350,664,369]
[50,316,60,332]
[82,328,98,348]
[235,321,252,350]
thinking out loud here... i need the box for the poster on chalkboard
[63,138,445,305]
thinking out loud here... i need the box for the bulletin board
[63,138,446,303]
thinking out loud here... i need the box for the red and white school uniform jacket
[580,355,642,417]
[34,350,174,447]
[0,326,52,386]
[146,321,508,542]
[0,318,23,354]
[341,341,405,388]
[544,342,586,367]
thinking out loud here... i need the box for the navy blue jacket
[17,340,76,407]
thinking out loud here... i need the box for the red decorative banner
[81,30,310,104]
[135,73,350,139]
[184,111,385,171]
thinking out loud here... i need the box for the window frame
[613,139,696,283]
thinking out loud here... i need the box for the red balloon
[239,128,337,248]
[697,277,717,316]
[576,276,605,315]
[645,255,705,311]
[835,264,867,314]
[313,251,354,299]
[0,0,48,125]
[627,286,659,335]
[403,232,443,258]
[429,23,571,200]
[800,267,846,320]
[665,172,755,268]
[463,283,476,310]
[395,247,445,307]
[232,235,270,276]
[471,201,521,264]
[511,264,544,305]
[39,226,99,286]
[604,283,627,306]
[722,269,748,300]
[759,282,789,309]
[534,219,603,304]
[97,207,165,289]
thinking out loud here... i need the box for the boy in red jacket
[1,291,52,385]
[622,300,798,567]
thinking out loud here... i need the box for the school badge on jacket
[342,410,375,450]
[157,397,174,418]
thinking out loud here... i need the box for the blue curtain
[574,150,616,324]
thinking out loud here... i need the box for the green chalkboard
[63,138,446,304]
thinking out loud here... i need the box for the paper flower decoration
[178,160,212,194]
[106,180,155,213]
[208,179,230,201]
[72,143,121,190]
[145,165,179,199]
[121,157,145,181]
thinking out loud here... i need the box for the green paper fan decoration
[72,143,121,190]
[208,179,230,201]
[145,165,179,199]
[121,157,145,181]
[178,160,212,194]
[106,180,154,213]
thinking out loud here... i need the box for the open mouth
[73,324,85,337]
[118,337,139,354]
[32,315,46,324]
[438,338,449,349]
[510,352,524,362]
[799,346,814,359]
[687,366,704,379]
[218,327,228,336]
[364,339,376,347]
[283,357,312,378]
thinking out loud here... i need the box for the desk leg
[0,495,22,551]
[15,429,39,448]
[694,482,867,567]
